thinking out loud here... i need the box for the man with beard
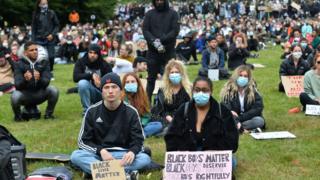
[73,44,112,115]
[143,0,180,101]
[11,41,59,121]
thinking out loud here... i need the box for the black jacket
[14,56,51,92]
[176,40,198,62]
[0,137,12,180]
[32,9,59,43]
[151,88,190,124]
[78,101,144,155]
[143,0,179,57]
[228,43,250,70]
[279,57,310,76]
[223,90,264,123]
[73,54,112,83]
[165,98,239,153]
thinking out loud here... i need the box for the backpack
[0,125,26,180]
[27,166,73,180]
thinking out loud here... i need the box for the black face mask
[155,1,165,11]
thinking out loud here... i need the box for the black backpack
[0,125,26,180]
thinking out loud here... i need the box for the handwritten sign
[91,160,126,180]
[281,76,304,97]
[208,69,219,81]
[305,105,320,116]
[163,151,232,180]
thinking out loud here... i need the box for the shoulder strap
[184,101,190,120]
[219,103,222,119]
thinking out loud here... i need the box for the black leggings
[299,92,320,111]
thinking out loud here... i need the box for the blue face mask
[300,42,308,49]
[237,76,249,87]
[169,73,182,85]
[193,92,210,106]
[124,83,138,93]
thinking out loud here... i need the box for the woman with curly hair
[151,59,191,134]
[122,72,162,137]
[220,65,265,132]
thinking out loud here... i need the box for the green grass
[0,45,319,179]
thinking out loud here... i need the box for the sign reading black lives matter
[164,151,232,180]
[91,160,126,180]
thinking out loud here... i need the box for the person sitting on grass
[151,59,191,135]
[279,45,310,92]
[299,53,320,111]
[71,73,151,179]
[220,65,265,133]
[165,76,239,170]
[73,44,112,115]
[0,49,15,95]
[122,72,162,137]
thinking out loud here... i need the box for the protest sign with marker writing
[164,151,232,180]
[91,160,126,180]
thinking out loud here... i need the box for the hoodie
[143,0,180,57]
[73,53,112,84]
[14,53,51,91]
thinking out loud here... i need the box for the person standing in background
[32,0,59,78]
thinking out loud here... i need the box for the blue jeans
[144,122,163,137]
[70,149,151,174]
[78,80,102,114]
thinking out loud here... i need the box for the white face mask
[292,52,302,59]
[2,43,8,48]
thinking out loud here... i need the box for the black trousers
[299,92,320,111]
[146,51,174,102]
[11,86,59,116]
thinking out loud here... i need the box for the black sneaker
[126,171,139,180]
[14,114,23,122]
[44,114,55,120]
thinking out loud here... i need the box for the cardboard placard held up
[281,76,304,97]
[91,160,126,180]
[305,105,320,116]
[291,2,301,11]
[163,151,232,180]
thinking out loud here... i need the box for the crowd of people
[1,0,320,179]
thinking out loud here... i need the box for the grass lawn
[0,45,319,179]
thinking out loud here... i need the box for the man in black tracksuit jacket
[143,0,180,101]
[71,73,150,175]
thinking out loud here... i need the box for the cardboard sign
[140,79,162,95]
[291,2,301,11]
[208,69,219,81]
[281,76,304,97]
[305,105,320,116]
[91,160,126,180]
[250,131,296,140]
[163,151,232,180]
[253,63,265,68]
